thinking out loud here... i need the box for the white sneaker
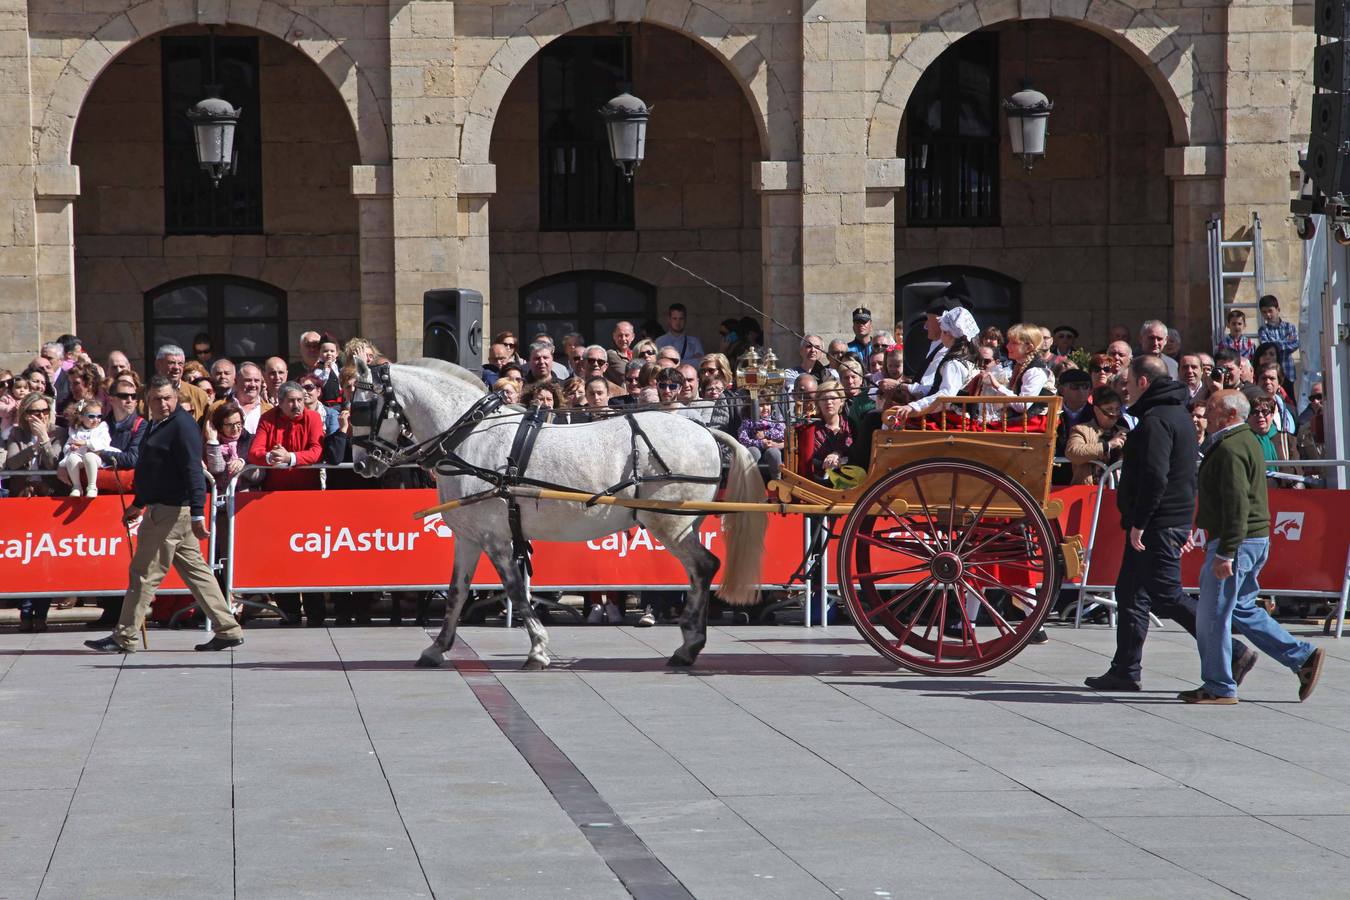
[586,604,603,624]
[69,487,82,497]
[85,486,98,498]
[606,603,624,625]
[636,607,656,628]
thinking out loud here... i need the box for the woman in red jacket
[246,381,324,491]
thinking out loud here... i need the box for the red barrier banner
[1083,488,1349,593]
[0,496,206,597]
[229,489,807,591]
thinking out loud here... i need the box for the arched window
[144,276,287,365]
[896,266,1020,377]
[903,32,1000,226]
[519,271,655,348]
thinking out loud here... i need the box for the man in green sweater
[1181,389,1325,704]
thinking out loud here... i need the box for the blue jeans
[1196,538,1314,697]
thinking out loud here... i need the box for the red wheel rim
[837,459,1058,675]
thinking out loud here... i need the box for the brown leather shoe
[1298,648,1325,702]
[1233,649,1258,686]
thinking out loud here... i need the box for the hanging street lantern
[186,96,241,187]
[1003,85,1053,170]
[1003,23,1052,171]
[599,91,650,180]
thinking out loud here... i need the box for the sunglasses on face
[81,413,102,421]
[638,349,656,357]
[585,358,606,366]
[301,383,320,392]
[803,343,823,352]
[1310,393,1324,401]
[112,391,137,400]
[503,342,516,349]
[0,380,10,389]
[221,420,243,429]
[27,407,49,415]
[1090,365,1116,374]
[1097,407,1120,418]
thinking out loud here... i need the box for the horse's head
[349,359,404,480]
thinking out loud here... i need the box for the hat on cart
[925,296,959,316]
[1052,324,1079,338]
[938,307,980,343]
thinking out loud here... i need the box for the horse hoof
[414,654,442,668]
[521,657,549,671]
[667,653,695,667]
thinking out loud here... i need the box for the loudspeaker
[423,289,483,368]
[1318,0,1349,37]
[1317,41,1350,90]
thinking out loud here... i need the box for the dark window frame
[161,34,264,235]
[144,275,288,367]
[518,270,655,348]
[538,35,635,232]
[903,32,1001,227]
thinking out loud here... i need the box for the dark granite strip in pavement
[449,642,693,900]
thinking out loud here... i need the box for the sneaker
[1178,688,1238,705]
[586,604,603,624]
[1298,647,1325,702]
[605,603,624,625]
[1233,648,1258,686]
[636,607,656,628]
[1084,671,1142,692]
[69,487,82,497]
[85,486,98,498]
[1028,627,1049,645]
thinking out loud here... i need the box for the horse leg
[416,538,479,668]
[481,538,551,670]
[648,517,719,667]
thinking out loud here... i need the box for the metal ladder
[1207,212,1265,346]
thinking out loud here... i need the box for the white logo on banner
[422,513,454,539]
[1274,511,1304,541]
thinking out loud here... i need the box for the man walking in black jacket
[1086,355,1253,691]
[85,376,243,653]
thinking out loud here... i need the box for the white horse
[349,358,767,669]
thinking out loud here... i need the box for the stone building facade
[0,0,1312,373]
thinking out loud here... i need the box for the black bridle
[350,363,408,474]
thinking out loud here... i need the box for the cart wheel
[837,459,1060,675]
[1296,216,1316,241]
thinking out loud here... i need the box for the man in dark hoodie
[1086,355,1254,691]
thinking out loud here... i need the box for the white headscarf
[939,307,979,343]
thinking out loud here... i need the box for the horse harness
[352,363,720,575]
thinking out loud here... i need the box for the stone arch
[460,0,797,166]
[37,0,389,168]
[867,0,1214,158]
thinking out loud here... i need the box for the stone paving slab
[0,620,1347,899]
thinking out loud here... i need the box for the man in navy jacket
[1086,355,1253,691]
[85,376,243,653]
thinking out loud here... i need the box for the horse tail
[708,429,768,606]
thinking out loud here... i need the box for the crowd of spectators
[0,289,1328,632]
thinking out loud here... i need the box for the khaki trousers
[115,504,241,649]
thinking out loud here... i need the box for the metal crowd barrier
[1067,457,1350,639]
[0,467,215,601]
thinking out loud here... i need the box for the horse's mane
[399,357,488,394]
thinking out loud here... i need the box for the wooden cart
[770,394,1083,675]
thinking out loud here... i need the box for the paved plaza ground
[1,619,1348,899]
